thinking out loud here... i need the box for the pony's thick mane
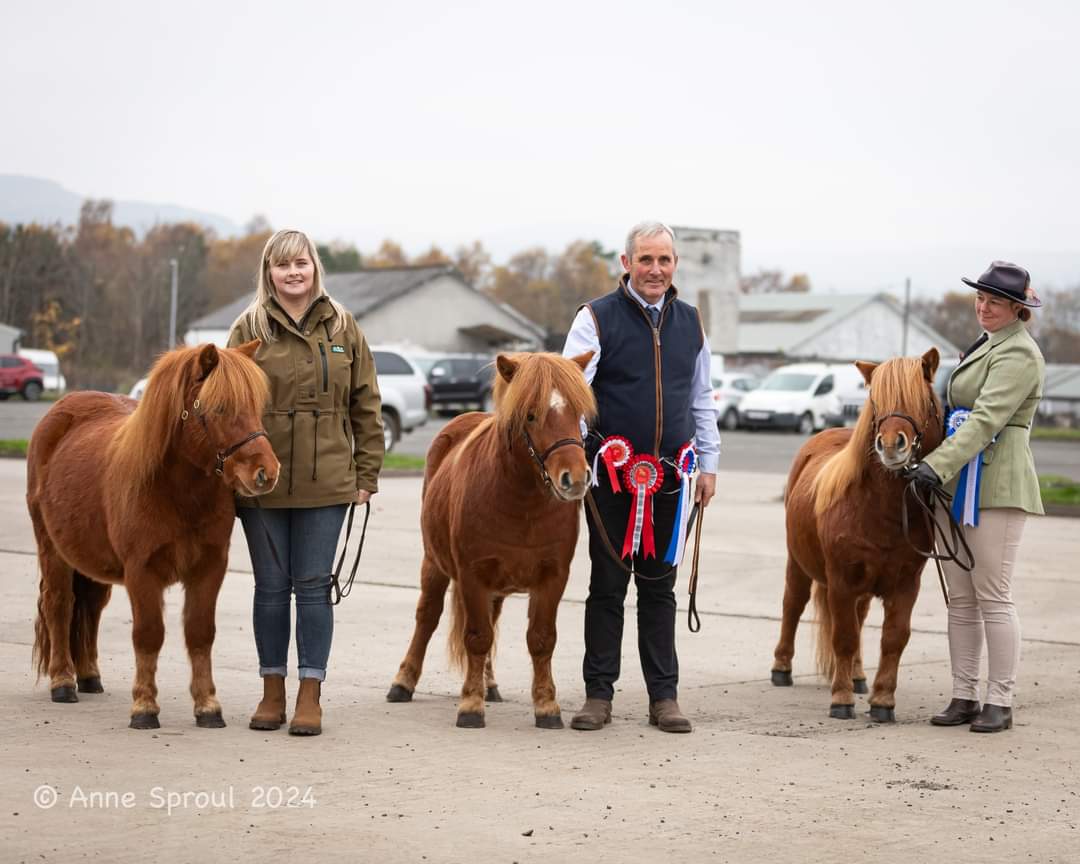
[492,352,596,443]
[109,345,269,495]
[813,357,937,515]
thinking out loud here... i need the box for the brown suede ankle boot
[249,675,286,731]
[289,678,322,736]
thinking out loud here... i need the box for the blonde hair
[235,229,350,342]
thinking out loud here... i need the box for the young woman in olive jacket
[228,229,384,736]
[907,261,1044,733]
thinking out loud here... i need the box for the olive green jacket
[228,295,384,508]
[924,319,1044,515]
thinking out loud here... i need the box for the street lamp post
[168,258,179,350]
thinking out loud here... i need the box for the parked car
[712,373,758,431]
[426,354,496,413]
[17,348,66,393]
[130,345,432,454]
[370,346,431,453]
[738,362,864,434]
[0,354,45,401]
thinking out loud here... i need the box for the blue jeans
[239,505,348,682]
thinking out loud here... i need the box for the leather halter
[521,427,585,490]
[182,397,270,476]
[870,392,939,466]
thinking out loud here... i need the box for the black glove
[904,461,941,490]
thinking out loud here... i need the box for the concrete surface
[0,458,1077,863]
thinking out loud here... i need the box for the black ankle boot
[970,703,1012,733]
[930,698,981,726]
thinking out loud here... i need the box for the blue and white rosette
[946,408,982,527]
[663,443,697,566]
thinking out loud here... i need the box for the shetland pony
[387,351,595,728]
[28,342,279,729]
[771,349,943,721]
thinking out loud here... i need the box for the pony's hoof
[852,678,869,695]
[829,704,856,720]
[195,711,226,728]
[868,705,896,723]
[485,685,503,703]
[771,669,793,687]
[456,712,485,729]
[129,712,160,730]
[77,676,104,694]
[50,685,78,703]
[386,684,413,703]
[535,714,564,730]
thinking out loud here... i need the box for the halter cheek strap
[183,397,270,476]
[521,428,585,489]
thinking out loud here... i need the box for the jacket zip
[318,342,329,393]
[628,290,665,457]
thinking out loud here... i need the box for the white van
[17,348,66,393]
[737,362,864,434]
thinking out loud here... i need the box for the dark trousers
[583,479,681,702]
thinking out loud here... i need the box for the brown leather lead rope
[584,490,704,631]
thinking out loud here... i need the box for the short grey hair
[625,221,677,261]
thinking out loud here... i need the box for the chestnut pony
[771,348,943,722]
[387,351,595,729]
[28,342,279,729]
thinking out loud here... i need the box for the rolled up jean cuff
[298,667,326,682]
[260,665,287,678]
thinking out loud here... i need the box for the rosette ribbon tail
[622,483,647,558]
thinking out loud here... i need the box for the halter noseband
[870,390,939,464]
[521,427,585,490]
[182,397,270,476]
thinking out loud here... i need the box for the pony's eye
[527,412,536,423]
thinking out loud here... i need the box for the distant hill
[0,174,241,237]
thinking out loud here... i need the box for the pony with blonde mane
[388,351,595,729]
[28,342,279,729]
[770,349,942,722]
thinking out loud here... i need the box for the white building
[186,265,545,351]
[733,292,959,370]
[671,226,741,354]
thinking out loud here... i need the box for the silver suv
[370,346,431,452]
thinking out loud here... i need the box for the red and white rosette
[592,435,633,494]
[621,454,664,559]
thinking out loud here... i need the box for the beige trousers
[936,507,1027,707]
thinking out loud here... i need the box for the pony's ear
[197,344,220,379]
[570,350,594,372]
[235,339,261,358]
[921,347,940,382]
[496,354,519,383]
[855,360,877,386]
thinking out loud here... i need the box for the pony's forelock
[493,353,596,442]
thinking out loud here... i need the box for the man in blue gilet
[563,221,719,733]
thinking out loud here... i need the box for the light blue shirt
[562,281,721,474]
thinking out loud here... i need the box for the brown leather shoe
[288,678,322,736]
[930,698,981,727]
[249,675,286,731]
[649,699,692,733]
[570,698,612,731]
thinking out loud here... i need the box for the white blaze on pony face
[549,389,567,411]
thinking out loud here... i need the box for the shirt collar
[625,280,665,313]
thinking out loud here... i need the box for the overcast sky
[4,0,1078,295]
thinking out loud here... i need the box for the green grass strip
[1040,474,1080,506]
[1031,427,1080,441]
[383,452,426,471]
[0,439,28,458]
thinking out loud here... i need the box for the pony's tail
[33,581,50,681]
[446,585,499,675]
[447,581,468,674]
[813,581,836,681]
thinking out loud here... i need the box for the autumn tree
[453,240,492,289]
[317,240,363,273]
[740,269,812,294]
[207,227,273,309]
[366,239,409,268]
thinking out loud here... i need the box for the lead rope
[901,480,975,607]
[584,491,705,630]
[330,501,370,605]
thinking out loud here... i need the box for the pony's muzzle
[556,468,590,501]
[874,432,913,471]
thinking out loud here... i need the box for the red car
[0,354,45,401]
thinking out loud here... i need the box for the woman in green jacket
[908,261,1044,733]
[229,229,384,736]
